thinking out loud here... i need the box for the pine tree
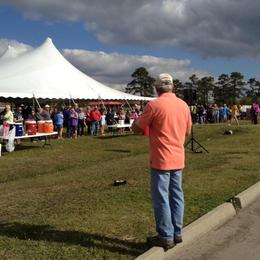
[197,76,215,104]
[126,67,155,97]
[246,78,260,100]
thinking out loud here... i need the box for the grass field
[0,123,260,259]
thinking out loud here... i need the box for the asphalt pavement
[168,195,260,260]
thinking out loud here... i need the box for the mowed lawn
[0,123,260,259]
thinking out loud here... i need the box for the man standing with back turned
[132,73,192,250]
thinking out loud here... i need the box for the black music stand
[182,84,209,153]
[185,124,209,153]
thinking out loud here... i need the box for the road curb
[136,202,236,260]
[232,181,260,209]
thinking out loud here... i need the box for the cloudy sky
[0,0,260,89]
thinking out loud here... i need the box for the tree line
[126,67,260,105]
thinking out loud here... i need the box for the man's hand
[132,120,144,134]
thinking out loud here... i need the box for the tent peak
[41,37,55,49]
[45,37,53,43]
[0,45,19,60]
[3,45,15,52]
[35,37,61,57]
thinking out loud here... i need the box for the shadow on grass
[0,222,149,257]
[104,149,131,153]
[14,145,42,151]
[97,134,133,140]
[1,145,41,155]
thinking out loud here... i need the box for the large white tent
[0,38,152,101]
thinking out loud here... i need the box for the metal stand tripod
[185,125,209,153]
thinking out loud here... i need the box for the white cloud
[62,48,209,89]
[1,0,260,57]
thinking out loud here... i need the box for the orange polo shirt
[135,93,192,170]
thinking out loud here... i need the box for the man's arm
[186,126,191,136]
[186,109,192,136]
[131,103,153,134]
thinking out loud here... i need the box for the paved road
[171,196,260,260]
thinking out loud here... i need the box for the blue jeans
[91,121,99,135]
[151,168,184,241]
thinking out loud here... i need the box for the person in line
[54,110,64,139]
[85,106,92,135]
[35,108,44,121]
[213,104,219,123]
[70,108,78,139]
[63,106,72,138]
[78,108,86,136]
[118,107,126,134]
[41,105,51,120]
[130,109,139,121]
[223,104,229,122]
[51,108,58,122]
[3,104,14,125]
[100,109,106,136]
[14,107,24,123]
[197,104,204,124]
[240,104,247,120]
[1,104,14,137]
[90,106,101,136]
[251,101,259,125]
[230,104,239,126]
[132,73,192,250]
[0,108,6,126]
[27,110,37,121]
[105,107,115,134]
[14,107,24,144]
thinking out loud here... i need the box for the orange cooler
[37,121,45,133]
[44,120,54,133]
[25,120,37,135]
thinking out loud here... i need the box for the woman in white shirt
[100,110,106,136]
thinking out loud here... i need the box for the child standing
[54,110,64,139]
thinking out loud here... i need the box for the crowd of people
[0,103,142,139]
[61,104,140,138]
[0,100,259,141]
[190,102,259,125]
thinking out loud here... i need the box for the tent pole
[70,94,77,107]
[125,99,132,111]
[98,95,106,111]
[33,94,41,109]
